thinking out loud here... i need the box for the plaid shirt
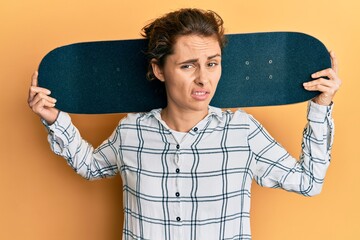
[44,101,334,240]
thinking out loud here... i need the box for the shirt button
[194,127,198,132]
[176,144,180,149]
[176,168,180,173]
[175,192,180,197]
[176,217,181,221]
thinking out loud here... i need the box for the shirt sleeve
[250,101,334,196]
[42,111,120,180]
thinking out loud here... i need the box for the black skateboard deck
[38,32,330,114]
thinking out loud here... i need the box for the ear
[151,59,165,82]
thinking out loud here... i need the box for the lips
[191,89,210,100]
[194,91,207,96]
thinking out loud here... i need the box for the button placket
[174,143,182,226]
[175,148,180,165]
[174,147,182,197]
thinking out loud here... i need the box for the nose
[194,68,209,87]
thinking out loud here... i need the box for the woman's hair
[142,8,226,81]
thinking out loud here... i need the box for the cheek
[165,69,193,86]
[163,73,187,96]
[212,67,222,85]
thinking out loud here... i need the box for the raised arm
[28,71,119,180]
[250,102,334,196]
[251,51,340,196]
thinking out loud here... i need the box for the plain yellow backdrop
[1,0,359,239]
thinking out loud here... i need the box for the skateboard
[38,32,331,114]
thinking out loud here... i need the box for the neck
[161,107,208,132]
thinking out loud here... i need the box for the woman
[28,8,341,240]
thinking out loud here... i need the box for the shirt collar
[208,106,224,122]
[145,106,223,121]
[143,106,223,128]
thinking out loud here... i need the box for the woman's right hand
[28,71,59,125]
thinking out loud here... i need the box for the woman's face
[153,34,222,114]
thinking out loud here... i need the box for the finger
[29,71,49,102]
[330,51,339,74]
[304,78,329,87]
[304,84,334,104]
[303,78,339,96]
[31,71,38,87]
[31,97,56,113]
[28,72,38,102]
[28,86,52,103]
[30,86,51,95]
[28,93,43,109]
[29,92,56,108]
[304,82,331,93]
[39,98,57,108]
[311,68,337,80]
[29,71,51,96]
[304,78,335,88]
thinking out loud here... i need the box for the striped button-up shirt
[44,101,334,240]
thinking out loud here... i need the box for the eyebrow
[178,54,221,65]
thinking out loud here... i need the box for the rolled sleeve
[307,101,335,153]
[253,101,335,196]
[42,111,73,155]
[41,111,119,180]
[307,101,334,123]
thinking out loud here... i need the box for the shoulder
[208,106,263,134]
[210,106,253,125]
[117,108,162,128]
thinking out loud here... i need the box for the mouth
[193,91,208,96]
[191,90,210,100]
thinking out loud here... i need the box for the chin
[190,101,211,111]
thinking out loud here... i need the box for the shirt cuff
[41,111,73,151]
[307,101,334,123]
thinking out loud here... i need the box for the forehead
[172,35,221,56]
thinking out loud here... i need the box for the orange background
[1,0,359,239]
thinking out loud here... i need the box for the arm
[42,112,120,180]
[251,51,340,196]
[28,71,119,180]
[250,102,334,196]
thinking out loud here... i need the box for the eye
[207,62,218,68]
[180,64,194,69]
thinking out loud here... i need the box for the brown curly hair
[142,8,226,81]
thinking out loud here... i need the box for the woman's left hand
[303,51,342,106]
